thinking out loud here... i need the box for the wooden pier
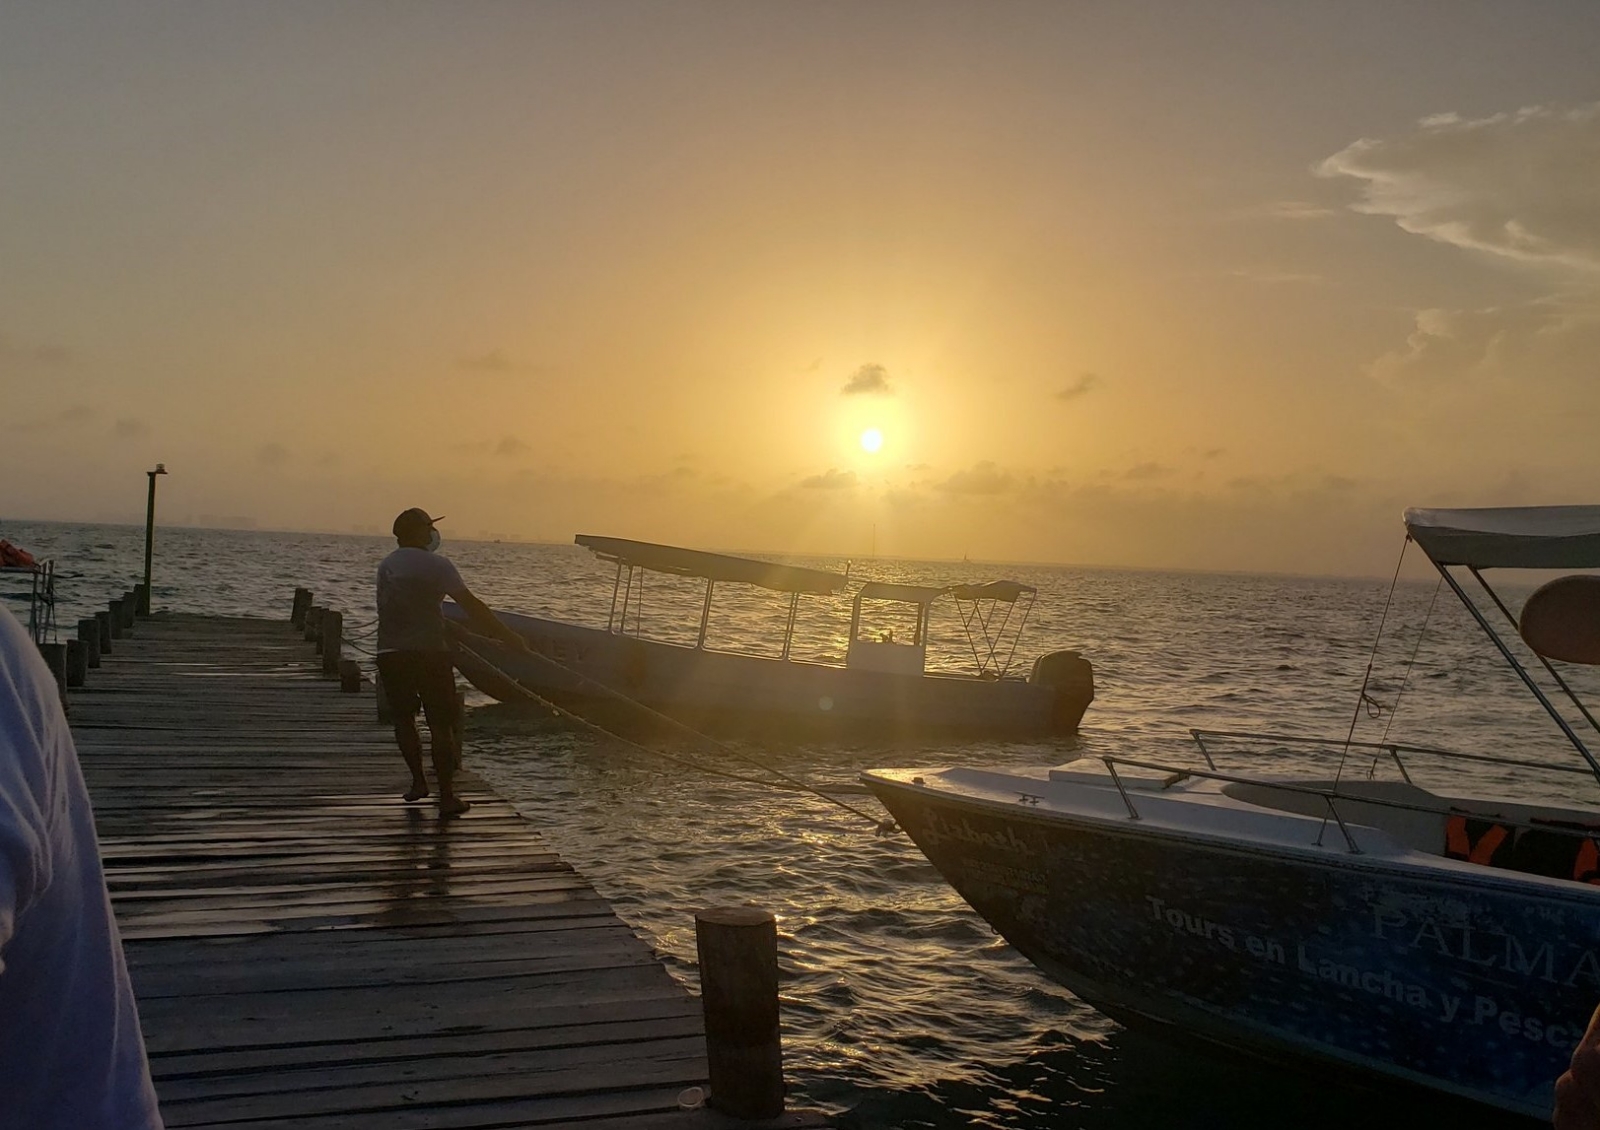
[68,610,811,1128]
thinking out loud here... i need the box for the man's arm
[451,588,531,651]
[1556,1005,1600,1129]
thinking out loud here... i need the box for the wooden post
[95,611,114,653]
[321,611,343,678]
[107,601,125,640]
[119,591,137,631]
[65,639,87,688]
[39,642,68,704]
[339,658,362,692]
[78,618,102,669]
[291,587,313,628]
[694,906,783,1119]
[304,606,324,644]
[375,669,394,724]
[133,582,151,618]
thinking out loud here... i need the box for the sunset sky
[4,2,1598,574]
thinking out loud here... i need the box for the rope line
[1367,574,1444,779]
[450,635,896,834]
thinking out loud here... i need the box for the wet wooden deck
[68,611,742,1129]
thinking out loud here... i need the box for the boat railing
[1188,727,1592,784]
[1096,752,1600,857]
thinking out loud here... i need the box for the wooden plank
[67,612,721,1130]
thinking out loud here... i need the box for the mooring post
[107,601,125,640]
[320,611,343,678]
[304,606,324,645]
[119,591,137,631]
[133,582,150,618]
[39,642,68,704]
[78,618,101,669]
[65,639,87,688]
[291,587,313,628]
[375,669,394,724]
[339,658,362,692]
[694,906,784,1120]
[95,610,114,653]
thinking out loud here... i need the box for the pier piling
[65,639,87,688]
[95,610,114,652]
[338,657,362,692]
[695,905,785,1120]
[39,641,68,703]
[79,618,102,668]
[304,605,324,645]
[290,587,312,628]
[107,601,125,640]
[319,610,343,678]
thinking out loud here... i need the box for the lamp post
[140,464,167,615]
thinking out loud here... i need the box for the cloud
[1123,462,1176,481]
[495,435,529,458]
[799,468,857,490]
[1202,447,1226,460]
[1253,200,1340,221]
[1367,298,1600,386]
[1320,102,1600,273]
[1225,268,1325,285]
[841,363,892,396]
[112,418,148,440]
[0,332,73,370]
[257,442,289,467]
[938,461,1015,495]
[8,404,95,433]
[1055,372,1099,401]
[458,349,544,375]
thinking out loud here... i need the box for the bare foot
[404,784,430,803]
[438,797,472,819]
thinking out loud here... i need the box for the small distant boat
[446,535,1094,737]
[865,506,1600,1120]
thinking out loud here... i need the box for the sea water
[11,519,1593,1128]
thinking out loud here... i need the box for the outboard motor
[1029,650,1095,732]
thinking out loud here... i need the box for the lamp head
[153,464,167,475]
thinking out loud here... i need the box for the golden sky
[4,3,1599,574]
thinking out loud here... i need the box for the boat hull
[866,777,1600,1120]
[445,607,1092,737]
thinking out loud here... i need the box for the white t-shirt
[0,607,162,1128]
[376,547,468,653]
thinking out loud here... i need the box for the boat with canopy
[864,505,1600,1119]
[445,535,1094,737]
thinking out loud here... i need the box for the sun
[859,427,884,454]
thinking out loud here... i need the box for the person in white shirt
[0,604,162,1128]
[376,508,527,818]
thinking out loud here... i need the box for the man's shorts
[375,650,461,731]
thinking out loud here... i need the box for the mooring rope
[450,635,897,834]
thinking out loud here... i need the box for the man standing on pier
[376,508,527,818]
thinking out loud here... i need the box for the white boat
[449,535,1095,738]
[864,506,1600,1119]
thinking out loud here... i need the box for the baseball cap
[392,508,445,538]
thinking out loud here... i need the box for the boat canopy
[575,535,849,595]
[951,580,1036,603]
[1404,506,1600,570]
[855,581,948,605]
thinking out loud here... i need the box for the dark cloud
[938,462,1015,495]
[841,363,892,396]
[459,349,545,375]
[257,442,289,467]
[1202,447,1226,459]
[112,418,148,440]
[495,435,530,458]
[8,404,95,433]
[1056,373,1099,401]
[799,468,858,490]
[1124,462,1176,481]
[0,332,74,370]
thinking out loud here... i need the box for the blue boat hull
[866,779,1600,1120]
[444,606,1093,738]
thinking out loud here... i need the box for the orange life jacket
[0,540,37,568]
[1574,838,1600,885]
[1445,815,1511,866]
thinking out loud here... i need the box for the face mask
[426,528,442,553]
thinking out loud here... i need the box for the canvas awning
[575,535,848,595]
[1404,506,1600,570]
[950,580,1036,603]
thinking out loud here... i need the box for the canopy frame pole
[619,565,635,636]
[1434,561,1600,786]
[606,561,623,632]
[781,591,798,660]
[697,579,715,649]
[1469,566,1600,742]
